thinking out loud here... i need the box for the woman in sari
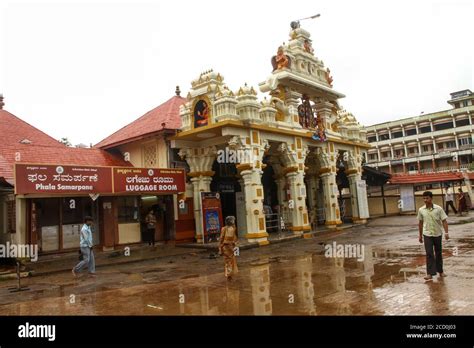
[457,188,467,216]
[219,216,238,280]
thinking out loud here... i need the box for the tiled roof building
[0,107,131,185]
[95,95,185,149]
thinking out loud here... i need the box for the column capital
[283,166,299,175]
[314,100,334,111]
[319,167,332,176]
[346,151,363,170]
[188,171,215,178]
[178,146,217,173]
[345,168,360,176]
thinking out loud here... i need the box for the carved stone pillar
[238,165,268,245]
[189,175,214,242]
[305,166,319,229]
[314,100,334,132]
[317,148,342,228]
[278,140,311,236]
[178,146,217,242]
[230,132,270,245]
[346,150,368,224]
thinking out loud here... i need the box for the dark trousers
[423,235,443,276]
[147,228,155,246]
[445,201,457,215]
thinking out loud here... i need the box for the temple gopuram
[171,23,370,245]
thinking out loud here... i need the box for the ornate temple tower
[171,23,371,246]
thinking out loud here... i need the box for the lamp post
[291,13,321,29]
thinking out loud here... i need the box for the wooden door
[175,198,195,243]
[100,197,117,249]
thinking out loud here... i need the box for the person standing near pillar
[417,191,449,282]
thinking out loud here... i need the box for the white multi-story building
[366,89,474,176]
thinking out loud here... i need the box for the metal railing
[265,212,291,238]
[316,207,326,224]
[339,200,346,220]
[436,166,462,172]
[265,213,281,233]
[397,165,473,175]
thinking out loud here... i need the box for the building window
[368,136,377,143]
[143,144,157,167]
[408,147,416,154]
[419,126,431,133]
[118,196,139,223]
[434,122,454,131]
[392,166,403,173]
[456,118,470,127]
[379,134,390,141]
[408,164,417,171]
[381,151,390,159]
[405,128,417,136]
[395,149,404,157]
[462,101,468,107]
[459,137,473,146]
[392,131,403,138]
[422,145,432,152]
[454,102,460,108]
[61,198,96,249]
[369,154,377,161]
[445,141,456,149]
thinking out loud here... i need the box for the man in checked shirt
[417,191,449,282]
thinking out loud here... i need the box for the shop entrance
[140,195,175,243]
[30,197,100,253]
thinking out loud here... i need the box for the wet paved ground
[0,214,473,315]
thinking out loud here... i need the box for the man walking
[417,191,449,281]
[444,186,457,215]
[72,216,96,277]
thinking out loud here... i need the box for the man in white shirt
[444,186,457,215]
[417,191,449,281]
[72,216,96,277]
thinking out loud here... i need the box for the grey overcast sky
[1,0,473,146]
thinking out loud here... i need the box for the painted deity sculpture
[194,100,209,127]
[325,68,334,87]
[304,39,314,54]
[273,46,289,71]
[297,94,315,129]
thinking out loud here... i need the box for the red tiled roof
[95,96,185,149]
[0,109,131,185]
[389,172,474,184]
[0,154,12,184]
[0,109,66,148]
